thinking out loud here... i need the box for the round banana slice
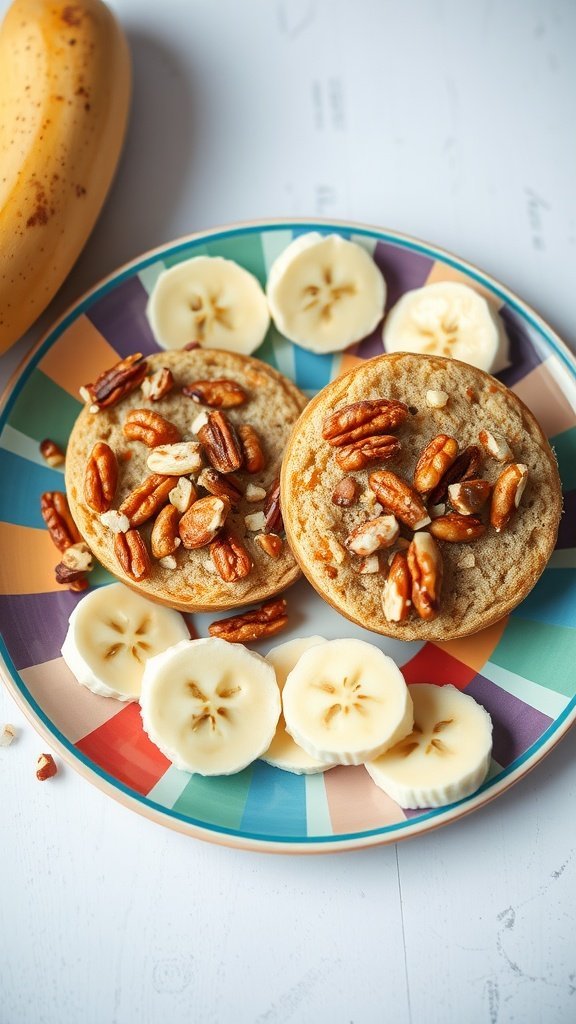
[266,233,386,353]
[61,583,190,701]
[263,636,336,775]
[282,638,412,766]
[383,281,507,372]
[140,637,281,775]
[365,683,493,808]
[146,256,270,354]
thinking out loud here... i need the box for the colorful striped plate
[1,220,575,853]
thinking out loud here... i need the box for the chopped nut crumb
[159,554,177,569]
[426,390,449,409]
[191,411,209,435]
[0,724,17,747]
[99,510,130,534]
[245,483,267,503]
[40,439,65,467]
[36,752,58,781]
[244,511,266,532]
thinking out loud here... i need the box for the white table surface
[1,1,575,1021]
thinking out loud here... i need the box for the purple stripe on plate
[0,591,83,670]
[556,490,576,549]
[496,306,544,388]
[465,673,552,768]
[87,277,159,359]
[357,242,433,361]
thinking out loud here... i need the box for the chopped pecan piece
[382,552,412,622]
[429,514,486,543]
[210,530,252,582]
[345,515,399,556]
[331,477,359,507]
[208,598,288,642]
[179,496,230,549]
[238,424,266,474]
[114,529,151,581]
[197,468,243,505]
[448,479,492,515]
[123,409,181,447]
[119,474,179,527]
[147,441,203,475]
[335,434,401,472]
[263,477,283,534]
[81,353,148,409]
[40,438,65,467]
[322,399,409,447]
[151,504,182,559]
[141,367,174,401]
[36,753,58,781]
[490,463,528,533]
[55,541,94,587]
[479,429,513,463]
[198,411,243,474]
[54,562,88,587]
[84,441,118,513]
[428,444,482,505]
[40,492,81,552]
[368,471,431,530]
[407,532,443,621]
[182,378,248,408]
[413,435,459,494]
[255,533,283,558]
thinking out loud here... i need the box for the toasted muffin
[66,348,307,611]
[281,352,562,641]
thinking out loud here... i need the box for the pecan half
[345,515,399,556]
[40,492,81,552]
[322,399,409,446]
[255,533,283,558]
[490,463,528,533]
[382,552,412,622]
[198,411,243,474]
[428,445,482,505]
[210,529,253,582]
[335,434,401,472]
[263,477,283,534]
[182,378,248,408]
[429,514,486,543]
[123,409,181,447]
[331,477,359,507]
[141,367,174,402]
[448,479,492,515]
[407,532,443,621]
[81,353,148,409]
[40,438,65,467]
[119,474,179,526]
[114,529,151,581]
[197,468,243,506]
[368,471,431,530]
[179,495,230,549]
[84,441,118,513]
[413,435,459,494]
[151,504,181,559]
[208,598,288,642]
[238,424,266,474]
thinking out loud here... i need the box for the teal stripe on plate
[172,766,253,831]
[163,243,210,269]
[241,760,307,837]
[0,424,64,472]
[7,369,82,444]
[510,569,576,628]
[293,347,334,393]
[205,232,267,285]
[147,766,191,807]
[483,660,570,720]
[261,229,293,271]
[551,426,576,490]
[0,449,64,528]
[305,772,333,836]
[491,619,576,698]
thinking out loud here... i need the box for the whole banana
[0,0,131,352]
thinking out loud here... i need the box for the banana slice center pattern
[314,674,380,727]
[101,613,154,665]
[185,678,242,736]
[301,267,357,323]
[393,717,455,758]
[188,289,234,339]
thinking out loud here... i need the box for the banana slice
[266,233,386,353]
[61,583,189,701]
[282,639,412,766]
[146,256,270,354]
[140,637,281,775]
[263,636,336,775]
[365,683,493,808]
[383,281,506,371]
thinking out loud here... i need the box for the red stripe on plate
[401,643,476,688]
[76,702,171,795]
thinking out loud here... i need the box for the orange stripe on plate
[76,702,171,795]
[0,522,60,595]
[39,316,119,399]
[425,261,504,308]
[512,361,576,438]
[434,618,508,674]
[21,657,122,745]
[324,765,405,834]
[337,353,365,377]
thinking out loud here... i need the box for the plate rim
[1,216,575,853]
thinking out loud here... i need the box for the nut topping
[141,367,174,402]
[448,479,492,515]
[335,434,401,472]
[331,477,359,507]
[368,471,431,530]
[60,541,93,573]
[425,390,449,409]
[263,477,283,534]
[208,598,288,643]
[40,492,81,552]
[479,429,513,463]
[197,468,243,506]
[114,529,151,581]
[210,529,253,582]
[123,409,181,448]
[490,463,528,533]
[40,438,65,467]
[169,477,197,514]
[81,353,148,409]
[322,398,409,447]
[151,504,182,559]
[54,562,88,587]
[407,532,443,621]
[245,482,267,503]
[179,495,230,549]
[382,552,412,622]
[345,515,400,556]
[197,411,243,474]
[238,424,266,474]
[119,474,179,527]
[355,554,381,574]
[428,444,482,505]
[0,724,16,747]
[99,510,130,534]
[429,514,486,543]
[36,752,58,781]
[147,441,203,475]
[413,434,459,493]
[255,533,283,558]
[182,378,248,408]
[84,441,118,513]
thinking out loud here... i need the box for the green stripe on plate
[490,618,576,698]
[7,369,82,444]
[205,232,267,285]
[486,757,505,783]
[484,660,570,719]
[0,424,64,471]
[172,765,254,831]
[163,243,210,269]
[305,772,333,836]
[138,262,165,295]
[147,766,191,807]
[551,426,576,490]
